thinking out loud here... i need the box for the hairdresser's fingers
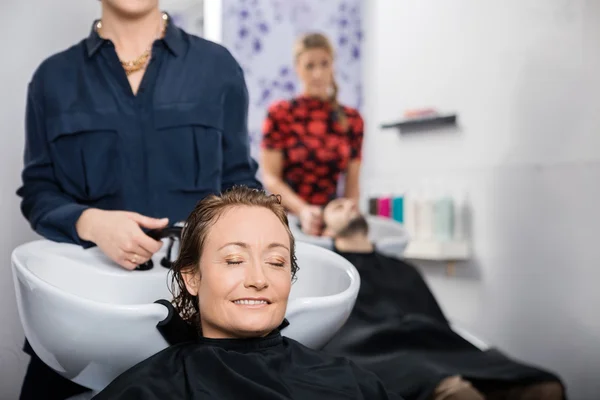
[118,258,141,271]
[134,231,164,255]
[127,213,170,230]
[123,251,152,266]
[310,207,323,218]
[115,244,151,266]
[308,209,320,218]
[120,237,153,260]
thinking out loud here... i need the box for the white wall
[0,2,101,398]
[203,0,222,43]
[362,1,600,399]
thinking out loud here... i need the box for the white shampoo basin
[11,240,359,392]
[289,214,410,259]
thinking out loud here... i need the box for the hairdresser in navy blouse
[16,3,260,398]
[17,12,260,263]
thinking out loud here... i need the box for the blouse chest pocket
[153,103,224,192]
[46,112,120,202]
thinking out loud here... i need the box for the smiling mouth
[232,299,271,306]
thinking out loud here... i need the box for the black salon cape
[322,250,563,400]
[92,330,403,400]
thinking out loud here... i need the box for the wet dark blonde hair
[294,32,348,131]
[170,186,299,328]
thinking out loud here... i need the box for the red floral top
[262,96,364,206]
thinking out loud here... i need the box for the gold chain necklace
[96,12,168,76]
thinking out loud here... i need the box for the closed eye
[226,260,244,265]
[268,262,285,268]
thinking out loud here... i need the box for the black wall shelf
[381,114,458,133]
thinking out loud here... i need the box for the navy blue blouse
[17,18,261,246]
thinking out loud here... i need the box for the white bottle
[434,189,454,241]
[453,189,468,241]
[403,190,418,240]
[418,183,434,241]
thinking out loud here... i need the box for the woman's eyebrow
[218,242,290,251]
[268,243,290,252]
[218,242,248,250]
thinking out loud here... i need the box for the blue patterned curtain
[221,0,363,158]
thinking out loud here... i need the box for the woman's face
[183,206,293,339]
[295,48,334,99]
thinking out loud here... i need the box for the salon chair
[11,229,360,394]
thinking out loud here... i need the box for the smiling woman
[93,186,402,400]
[171,186,298,339]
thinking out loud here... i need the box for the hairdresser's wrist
[76,208,102,243]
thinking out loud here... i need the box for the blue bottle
[392,196,404,223]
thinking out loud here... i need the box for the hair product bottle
[417,183,434,240]
[453,189,468,240]
[434,191,454,241]
[378,196,392,218]
[392,195,404,223]
[404,191,418,239]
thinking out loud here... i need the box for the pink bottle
[378,197,392,218]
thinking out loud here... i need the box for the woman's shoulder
[185,34,242,73]
[30,40,87,87]
[124,342,192,372]
[93,343,193,399]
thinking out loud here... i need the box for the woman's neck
[301,91,329,101]
[99,7,163,60]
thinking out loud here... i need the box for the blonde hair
[294,32,348,131]
[170,186,299,328]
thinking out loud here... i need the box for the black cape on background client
[92,323,402,400]
[323,249,565,400]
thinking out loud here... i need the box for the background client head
[323,198,368,238]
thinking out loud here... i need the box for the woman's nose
[244,262,269,290]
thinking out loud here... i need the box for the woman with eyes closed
[93,186,402,400]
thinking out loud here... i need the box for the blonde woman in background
[261,33,364,236]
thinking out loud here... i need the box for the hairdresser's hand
[298,205,323,236]
[76,209,168,270]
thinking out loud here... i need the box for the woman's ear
[181,266,200,296]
